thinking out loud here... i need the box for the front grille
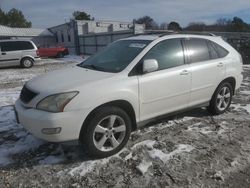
[20,85,38,103]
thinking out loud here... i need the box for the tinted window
[207,41,219,59]
[0,42,13,51]
[18,41,34,50]
[210,41,229,58]
[0,41,34,51]
[185,38,210,63]
[143,38,184,70]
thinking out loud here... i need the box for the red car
[38,46,69,58]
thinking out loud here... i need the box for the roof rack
[172,31,217,36]
[133,30,217,37]
[133,30,174,37]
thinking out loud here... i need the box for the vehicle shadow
[142,107,211,128]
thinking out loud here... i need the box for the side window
[207,41,219,59]
[210,41,229,58]
[0,42,15,51]
[185,38,210,63]
[143,38,185,70]
[18,41,34,50]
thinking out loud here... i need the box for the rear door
[138,38,192,121]
[184,38,226,107]
[0,41,22,66]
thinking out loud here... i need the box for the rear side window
[143,38,185,70]
[185,38,210,63]
[18,41,34,50]
[0,41,34,52]
[209,41,229,58]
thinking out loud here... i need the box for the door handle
[180,70,189,75]
[1,52,6,55]
[217,62,223,67]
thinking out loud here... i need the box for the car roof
[0,39,33,42]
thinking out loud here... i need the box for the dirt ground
[0,58,250,188]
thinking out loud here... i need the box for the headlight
[37,91,78,112]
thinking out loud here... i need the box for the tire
[21,58,34,68]
[80,106,132,158]
[57,52,64,58]
[208,82,233,115]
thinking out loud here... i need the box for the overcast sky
[1,0,250,28]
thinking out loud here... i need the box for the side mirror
[143,59,158,73]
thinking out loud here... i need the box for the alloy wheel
[216,86,231,111]
[93,115,126,152]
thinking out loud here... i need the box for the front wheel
[80,106,132,158]
[208,82,233,115]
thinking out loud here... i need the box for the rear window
[0,41,34,52]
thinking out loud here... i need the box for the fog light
[42,127,61,135]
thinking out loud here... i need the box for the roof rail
[132,30,174,37]
[132,30,217,37]
[174,31,217,36]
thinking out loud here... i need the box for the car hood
[26,66,115,93]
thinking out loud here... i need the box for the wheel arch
[211,76,236,103]
[20,55,35,63]
[220,77,236,95]
[79,100,137,140]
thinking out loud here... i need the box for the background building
[48,20,145,54]
[0,25,56,47]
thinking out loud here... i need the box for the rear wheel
[80,106,132,158]
[21,58,33,68]
[208,82,233,115]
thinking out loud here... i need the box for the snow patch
[136,159,152,174]
[0,87,21,107]
[187,122,213,134]
[124,152,133,161]
[0,106,44,166]
[231,104,250,113]
[0,134,44,166]
[132,140,156,150]
[240,90,250,95]
[69,158,109,176]
[148,144,194,163]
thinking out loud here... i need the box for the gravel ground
[0,59,250,188]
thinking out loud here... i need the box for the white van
[0,40,40,68]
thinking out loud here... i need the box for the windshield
[78,40,151,73]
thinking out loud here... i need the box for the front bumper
[15,99,89,142]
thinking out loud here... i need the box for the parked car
[38,46,69,58]
[0,40,40,68]
[15,34,243,158]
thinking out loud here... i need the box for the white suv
[15,34,243,157]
